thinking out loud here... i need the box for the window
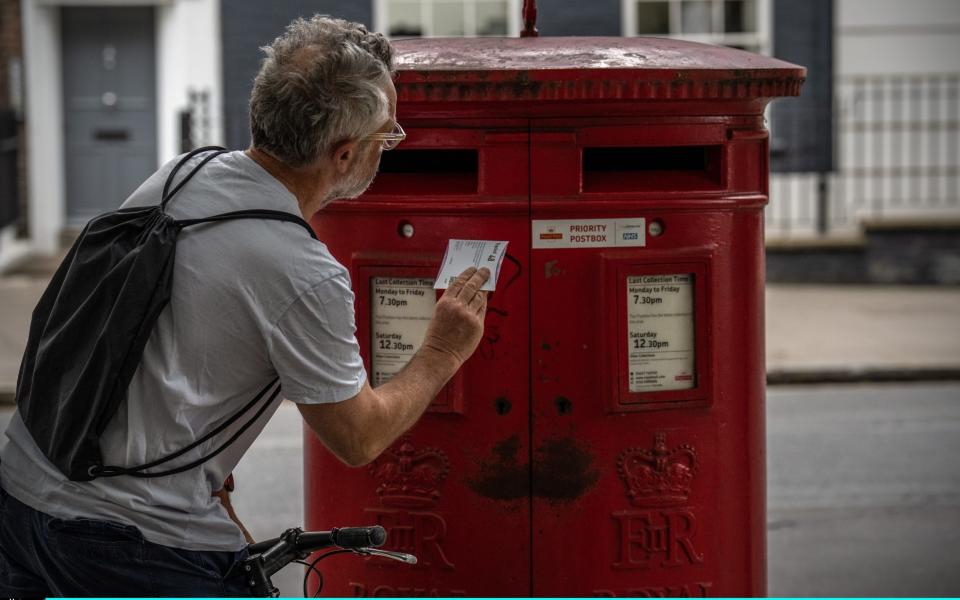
[374,0,521,38]
[622,0,769,54]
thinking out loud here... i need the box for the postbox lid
[393,37,804,102]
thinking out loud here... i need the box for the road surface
[2,382,959,596]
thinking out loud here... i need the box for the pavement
[765,284,960,384]
[1,257,959,402]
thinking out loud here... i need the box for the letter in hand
[421,267,490,367]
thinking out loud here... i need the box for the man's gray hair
[250,16,394,167]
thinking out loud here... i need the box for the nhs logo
[612,218,646,247]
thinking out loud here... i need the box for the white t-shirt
[0,150,367,551]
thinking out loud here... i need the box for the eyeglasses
[365,122,406,151]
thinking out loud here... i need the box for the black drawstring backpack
[15,146,316,481]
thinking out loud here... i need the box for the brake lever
[352,548,419,565]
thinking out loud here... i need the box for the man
[0,16,488,596]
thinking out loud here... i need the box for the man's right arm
[297,266,489,466]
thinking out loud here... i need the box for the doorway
[62,6,157,224]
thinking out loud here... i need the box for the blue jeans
[0,485,253,597]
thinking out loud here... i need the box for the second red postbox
[305,37,803,596]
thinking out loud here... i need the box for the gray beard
[325,164,377,204]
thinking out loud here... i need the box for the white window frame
[621,0,772,56]
[374,0,522,38]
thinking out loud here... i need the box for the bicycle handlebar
[239,526,392,597]
[247,525,386,556]
[333,525,387,548]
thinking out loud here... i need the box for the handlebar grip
[332,526,386,548]
[247,536,280,555]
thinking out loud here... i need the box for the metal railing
[0,109,21,230]
[767,73,960,238]
[178,89,212,153]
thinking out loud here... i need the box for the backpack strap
[91,378,281,479]
[177,209,318,240]
[161,149,318,241]
[161,146,229,210]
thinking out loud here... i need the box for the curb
[3,368,960,406]
[767,367,960,386]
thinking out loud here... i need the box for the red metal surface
[521,0,538,38]
[393,37,801,73]
[393,37,803,103]
[305,38,801,597]
[528,116,769,596]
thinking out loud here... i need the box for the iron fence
[178,89,212,153]
[767,73,960,238]
[0,109,20,230]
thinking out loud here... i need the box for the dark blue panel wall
[771,0,834,173]
[535,0,622,36]
[220,0,373,151]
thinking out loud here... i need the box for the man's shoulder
[209,220,350,311]
[270,234,350,292]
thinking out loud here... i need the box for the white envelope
[434,240,509,292]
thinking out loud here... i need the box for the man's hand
[296,267,491,468]
[214,475,254,544]
[421,267,490,366]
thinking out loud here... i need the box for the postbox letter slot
[368,149,479,195]
[581,146,722,192]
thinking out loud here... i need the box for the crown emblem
[617,433,698,507]
[369,437,450,509]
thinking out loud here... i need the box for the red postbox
[305,37,803,597]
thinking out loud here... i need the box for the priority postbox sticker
[532,218,646,249]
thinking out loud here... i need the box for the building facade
[2,0,958,275]
[769,0,960,239]
[2,0,222,271]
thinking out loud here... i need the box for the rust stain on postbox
[466,435,599,504]
[466,434,528,501]
[531,436,600,503]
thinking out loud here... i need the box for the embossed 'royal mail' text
[593,581,713,597]
[349,582,467,597]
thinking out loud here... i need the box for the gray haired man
[0,16,488,596]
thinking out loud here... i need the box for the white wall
[20,0,64,256]
[156,0,223,162]
[837,0,960,76]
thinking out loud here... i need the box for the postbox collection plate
[357,261,462,414]
[606,258,713,412]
